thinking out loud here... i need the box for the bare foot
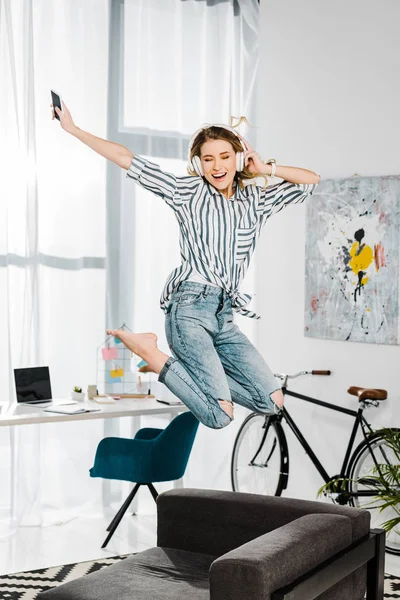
[106,330,170,375]
[271,389,284,409]
[219,399,234,420]
[106,330,158,356]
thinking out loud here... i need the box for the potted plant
[318,428,400,537]
[357,428,400,536]
[71,386,85,402]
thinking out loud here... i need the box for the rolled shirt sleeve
[260,179,319,219]
[126,155,200,210]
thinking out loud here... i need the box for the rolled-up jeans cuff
[158,356,176,383]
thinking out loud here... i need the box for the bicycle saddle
[347,386,387,401]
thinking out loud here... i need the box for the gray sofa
[38,488,384,600]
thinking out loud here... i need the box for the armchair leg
[106,483,141,532]
[147,483,159,502]
[102,483,141,548]
[366,529,385,600]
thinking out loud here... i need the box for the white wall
[256,0,400,501]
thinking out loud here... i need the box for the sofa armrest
[156,488,368,556]
[209,514,352,600]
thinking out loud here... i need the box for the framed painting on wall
[305,175,400,345]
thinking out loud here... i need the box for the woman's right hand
[50,100,76,134]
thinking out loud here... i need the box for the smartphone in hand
[51,89,62,121]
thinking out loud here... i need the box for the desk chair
[89,411,199,548]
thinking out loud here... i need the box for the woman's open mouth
[212,172,227,182]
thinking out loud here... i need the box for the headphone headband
[187,123,247,177]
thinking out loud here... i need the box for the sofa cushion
[37,548,216,600]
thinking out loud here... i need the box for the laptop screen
[14,367,52,403]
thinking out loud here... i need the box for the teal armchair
[90,411,199,547]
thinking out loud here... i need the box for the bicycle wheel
[348,429,400,555]
[231,413,288,496]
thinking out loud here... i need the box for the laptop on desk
[14,366,76,407]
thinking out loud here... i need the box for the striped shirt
[127,155,318,319]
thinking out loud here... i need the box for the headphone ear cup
[192,155,203,177]
[236,152,244,172]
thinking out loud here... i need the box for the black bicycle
[231,369,400,554]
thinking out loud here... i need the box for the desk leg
[102,419,120,509]
[167,412,184,490]
[10,426,16,523]
[129,416,141,515]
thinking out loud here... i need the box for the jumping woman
[52,101,320,429]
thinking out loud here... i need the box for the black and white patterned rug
[0,555,399,599]
[0,555,128,599]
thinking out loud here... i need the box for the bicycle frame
[280,387,375,487]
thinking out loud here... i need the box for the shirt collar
[204,179,247,202]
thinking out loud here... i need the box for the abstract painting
[305,175,400,344]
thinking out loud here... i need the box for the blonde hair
[187,116,255,189]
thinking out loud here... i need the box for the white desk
[0,380,187,426]
[0,396,186,427]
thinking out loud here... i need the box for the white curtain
[120,0,261,501]
[0,0,109,532]
[124,0,258,134]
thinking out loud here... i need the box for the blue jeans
[158,281,281,429]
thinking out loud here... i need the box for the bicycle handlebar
[274,370,331,382]
[312,370,331,376]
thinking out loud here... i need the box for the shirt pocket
[236,224,258,261]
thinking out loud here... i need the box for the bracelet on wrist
[265,158,276,178]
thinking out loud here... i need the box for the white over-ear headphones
[187,123,247,177]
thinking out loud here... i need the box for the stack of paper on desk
[92,396,117,404]
[44,406,100,415]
